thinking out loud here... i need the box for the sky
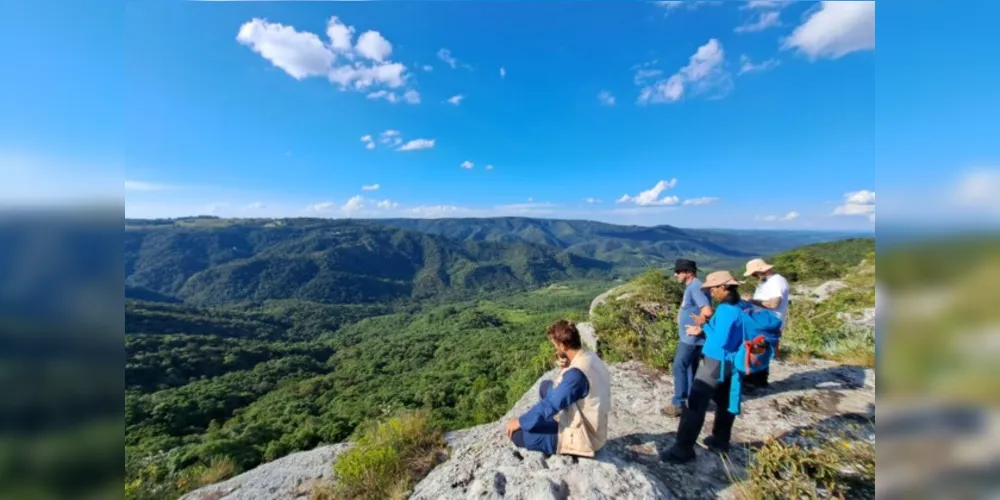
[0,1,995,230]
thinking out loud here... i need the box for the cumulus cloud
[460,161,474,170]
[735,11,781,33]
[408,204,470,218]
[360,134,375,149]
[682,197,719,206]
[637,39,732,105]
[397,139,435,151]
[361,184,380,191]
[585,198,602,205]
[379,130,403,147]
[597,90,616,106]
[758,211,800,222]
[402,89,420,104]
[739,55,780,75]
[437,48,460,69]
[236,16,419,103]
[484,164,494,171]
[125,180,169,192]
[245,201,266,210]
[422,65,433,72]
[833,190,875,222]
[306,201,337,213]
[654,1,722,15]
[342,195,397,214]
[783,1,875,60]
[500,67,506,79]
[741,0,792,9]
[446,94,465,106]
[617,179,680,206]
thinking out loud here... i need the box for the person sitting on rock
[741,258,790,389]
[505,320,612,458]
[661,271,749,464]
[664,258,714,417]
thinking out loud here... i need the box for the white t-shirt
[753,273,790,321]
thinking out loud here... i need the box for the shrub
[592,297,676,370]
[330,411,447,500]
[735,436,875,500]
[780,287,876,367]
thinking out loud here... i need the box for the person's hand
[555,355,570,369]
[741,293,752,301]
[685,325,702,337]
[690,313,707,327]
[505,419,521,439]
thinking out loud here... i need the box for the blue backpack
[719,305,784,416]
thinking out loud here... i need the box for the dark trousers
[672,342,703,407]
[743,368,769,388]
[673,357,738,455]
[511,380,558,455]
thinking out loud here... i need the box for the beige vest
[552,351,611,457]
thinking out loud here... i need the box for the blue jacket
[700,300,747,363]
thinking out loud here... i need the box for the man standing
[663,259,713,417]
[742,258,790,389]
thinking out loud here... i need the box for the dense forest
[123,217,871,499]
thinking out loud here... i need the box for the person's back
[555,350,611,456]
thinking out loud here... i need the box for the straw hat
[701,270,743,289]
[743,258,774,277]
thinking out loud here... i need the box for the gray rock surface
[180,443,353,500]
[810,280,849,302]
[411,360,875,500]
[576,322,598,351]
[589,286,622,317]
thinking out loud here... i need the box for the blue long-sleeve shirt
[701,301,747,363]
[518,368,590,432]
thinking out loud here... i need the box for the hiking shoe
[661,405,685,418]
[659,446,696,464]
[702,436,730,454]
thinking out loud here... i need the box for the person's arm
[517,368,590,432]
[692,288,713,325]
[749,280,781,309]
[687,305,736,338]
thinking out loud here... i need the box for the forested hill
[374,217,863,269]
[125,218,612,306]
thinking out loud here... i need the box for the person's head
[701,271,743,304]
[743,258,775,281]
[547,320,582,357]
[673,259,698,284]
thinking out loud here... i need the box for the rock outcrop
[180,444,353,500]
[411,360,874,500]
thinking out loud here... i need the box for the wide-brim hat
[673,259,697,273]
[743,258,774,277]
[701,270,743,289]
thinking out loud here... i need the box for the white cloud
[585,198,602,204]
[408,204,470,218]
[757,211,800,222]
[437,48,459,69]
[446,94,465,106]
[783,1,875,60]
[306,201,337,213]
[637,39,732,105]
[654,1,722,15]
[341,195,398,214]
[735,11,781,33]
[953,170,1000,210]
[597,90,616,106]
[237,19,334,80]
[422,65,433,72]
[403,89,421,104]
[125,180,168,192]
[379,130,403,147]
[326,16,355,53]
[361,183,380,191]
[485,164,494,171]
[355,30,392,62]
[245,201,266,210]
[361,134,375,149]
[500,67,506,79]
[683,197,719,206]
[460,161,474,170]
[617,179,680,206]
[237,17,419,101]
[633,68,664,85]
[833,190,876,220]
[742,0,792,9]
[397,139,435,151]
[739,55,780,75]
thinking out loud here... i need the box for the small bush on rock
[328,411,447,500]
[739,436,875,499]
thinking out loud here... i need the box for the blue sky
[6,1,993,230]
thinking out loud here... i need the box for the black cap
[674,259,697,273]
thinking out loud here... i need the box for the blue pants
[672,342,703,407]
[510,380,558,455]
